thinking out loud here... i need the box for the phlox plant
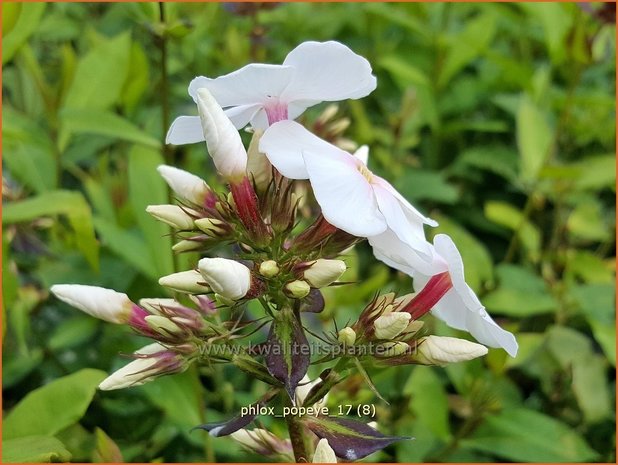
[51,41,518,463]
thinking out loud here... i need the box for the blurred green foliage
[2,2,615,463]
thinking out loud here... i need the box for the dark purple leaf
[304,416,411,460]
[264,308,310,400]
[302,289,325,313]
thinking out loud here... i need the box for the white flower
[50,284,133,324]
[313,439,337,463]
[158,270,209,294]
[195,88,248,182]
[373,312,411,340]
[198,257,251,300]
[413,336,488,366]
[166,41,376,143]
[296,375,329,409]
[157,165,210,206]
[303,259,347,288]
[259,121,436,258]
[403,234,518,357]
[146,204,195,230]
[98,343,179,390]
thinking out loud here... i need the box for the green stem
[284,394,311,462]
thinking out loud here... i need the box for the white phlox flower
[166,41,377,144]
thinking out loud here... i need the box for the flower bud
[259,260,280,278]
[50,284,134,324]
[194,218,227,237]
[246,129,272,192]
[231,428,292,458]
[284,280,311,299]
[172,239,205,253]
[157,165,211,206]
[313,438,337,463]
[196,88,247,182]
[145,315,183,336]
[337,327,356,346]
[98,343,184,390]
[198,257,251,300]
[413,336,488,366]
[189,294,217,315]
[373,312,411,340]
[303,259,346,288]
[138,298,176,314]
[377,341,409,357]
[146,205,195,230]
[158,270,209,294]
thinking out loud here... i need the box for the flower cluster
[51,41,517,463]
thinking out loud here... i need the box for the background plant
[2,2,615,463]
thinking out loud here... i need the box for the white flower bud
[303,259,346,288]
[138,298,178,314]
[414,336,488,366]
[295,375,329,409]
[157,165,210,206]
[50,284,133,324]
[158,270,208,294]
[247,129,272,191]
[231,429,291,457]
[198,257,251,300]
[337,327,357,346]
[313,439,337,463]
[259,260,280,278]
[172,240,203,253]
[98,343,180,390]
[378,341,409,357]
[373,312,411,340]
[146,205,195,230]
[145,315,183,335]
[285,280,311,299]
[196,88,247,182]
[194,218,226,236]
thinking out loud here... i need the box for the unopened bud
[194,218,227,237]
[145,315,183,335]
[159,270,209,294]
[328,117,350,136]
[373,312,411,340]
[259,260,280,278]
[146,205,195,230]
[247,129,272,192]
[285,280,311,299]
[157,165,210,206]
[337,327,357,346]
[404,320,424,335]
[198,257,251,300]
[413,336,488,366]
[303,259,346,288]
[50,284,134,324]
[378,341,409,357]
[316,104,339,125]
[172,239,205,253]
[312,438,337,463]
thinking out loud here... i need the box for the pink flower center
[401,271,453,319]
[265,103,289,125]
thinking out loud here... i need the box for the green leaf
[141,369,203,433]
[127,145,174,278]
[463,408,598,462]
[566,250,614,284]
[62,32,131,110]
[93,217,158,280]
[484,201,541,262]
[379,55,429,87]
[92,427,123,463]
[516,96,553,183]
[3,435,72,463]
[395,170,458,205]
[567,198,610,242]
[430,214,493,292]
[2,3,46,64]
[4,368,106,440]
[404,367,450,440]
[439,12,496,88]
[572,154,617,192]
[482,264,557,317]
[48,315,99,351]
[520,3,573,65]
[59,108,160,153]
[3,191,99,270]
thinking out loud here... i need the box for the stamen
[358,163,373,182]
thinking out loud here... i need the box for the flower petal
[259,121,336,179]
[189,64,295,107]
[372,181,432,260]
[377,178,438,227]
[302,149,387,237]
[369,229,438,276]
[224,104,263,129]
[281,41,377,102]
[166,116,204,145]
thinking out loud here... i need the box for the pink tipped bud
[50,284,134,324]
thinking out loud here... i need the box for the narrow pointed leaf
[265,308,310,400]
[304,416,410,460]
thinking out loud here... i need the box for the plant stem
[285,398,311,462]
